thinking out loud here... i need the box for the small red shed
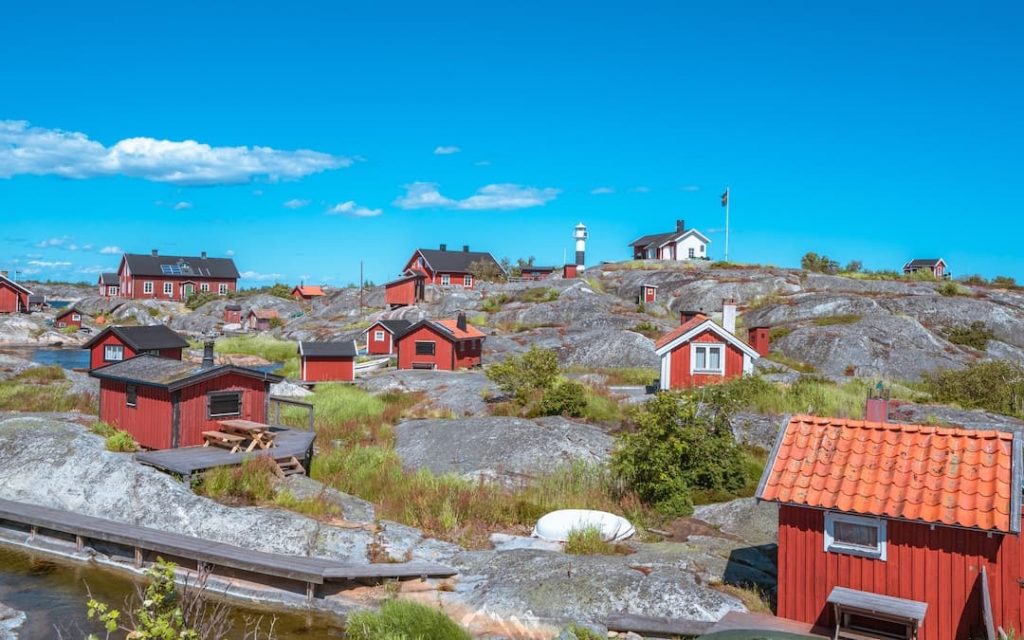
[758,415,1024,640]
[90,349,283,449]
[562,264,578,279]
[292,285,325,301]
[98,273,120,298]
[55,307,83,329]
[298,341,357,382]
[82,325,189,370]
[223,303,242,324]
[243,309,280,332]
[0,272,32,314]
[654,313,759,390]
[384,273,426,309]
[639,284,658,304]
[394,313,485,371]
[364,319,413,355]
[747,326,771,356]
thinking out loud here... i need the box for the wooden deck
[706,611,831,637]
[0,498,456,600]
[135,427,315,476]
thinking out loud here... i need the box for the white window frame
[201,282,210,292]
[824,512,887,561]
[104,345,125,362]
[72,313,81,321]
[374,330,385,341]
[440,274,451,286]
[219,283,228,295]
[143,281,154,295]
[463,274,473,287]
[691,343,725,375]
[163,282,173,296]
[107,285,118,296]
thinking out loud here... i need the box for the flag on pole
[721,189,729,207]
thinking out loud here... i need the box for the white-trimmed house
[629,219,711,261]
[654,311,759,390]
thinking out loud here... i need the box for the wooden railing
[268,395,314,431]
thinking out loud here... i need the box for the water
[47,301,71,309]
[0,347,90,371]
[0,546,345,638]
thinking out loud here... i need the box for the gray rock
[693,498,779,547]
[0,600,25,640]
[560,330,658,368]
[359,369,497,417]
[889,401,1024,433]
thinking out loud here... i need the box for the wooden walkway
[606,610,829,638]
[0,498,456,601]
[135,427,316,477]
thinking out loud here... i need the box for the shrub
[992,275,1018,289]
[539,380,588,417]
[197,458,278,503]
[812,314,861,326]
[468,258,505,283]
[105,430,138,452]
[60,325,79,335]
[479,293,509,313]
[564,525,615,555]
[960,274,988,286]
[937,281,966,296]
[632,320,661,338]
[345,599,471,640]
[184,291,220,310]
[485,347,559,404]
[925,360,1024,418]
[561,624,605,640]
[800,252,839,274]
[515,287,559,303]
[769,326,792,341]
[942,321,994,351]
[89,421,118,438]
[843,260,863,273]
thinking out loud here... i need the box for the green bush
[800,252,839,274]
[184,291,221,310]
[937,281,966,296]
[812,314,861,326]
[942,321,993,351]
[486,347,559,404]
[560,624,605,640]
[105,430,138,452]
[89,421,118,438]
[515,287,559,303]
[539,380,588,417]
[479,293,509,313]
[925,360,1024,418]
[564,525,615,555]
[345,599,471,640]
[632,320,661,338]
[992,275,1018,289]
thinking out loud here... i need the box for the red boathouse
[363,319,412,356]
[298,341,357,382]
[394,313,484,370]
[758,415,1024,640]
[82,325,189,370]
[384,273,426,308]
[0,272,32,314]
[654,312,759,390]
[90,345,283,449]
[55,307,83,329]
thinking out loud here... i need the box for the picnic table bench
[216,419,277,452]
[202,430,246,453]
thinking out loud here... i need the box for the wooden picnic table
[201,430,246,453]
[218,419,277,452]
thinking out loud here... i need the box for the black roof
[904,258,944,268]
[224,303,242,310]
[99,273,119,285]
[122,253,240,279]
[298,340,357,357]
[82,325,190,351]
[89,354,282,390]
[27,294,45,305]
[629,231,676,248]
[368,319,413,335]
[416,248,502,274]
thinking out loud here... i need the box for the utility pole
[722,187,731,261]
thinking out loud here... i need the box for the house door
[182,283,194,299]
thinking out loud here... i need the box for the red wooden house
[0,272,32,314]
[223,303,242,324]
[55,307,83,329]
[291,285,325,301]
[562,264,579,279]
[402,245,503,289]
[903,258,948,279]
[654,312,759,390]
[90,346,283,449]
[298,341,357,382]
[757,415,1024,640]
[394,313,485,370]
[639,283,658,304]
[114,250,239,301]
[82,325,189,370]
[243,309,280,332]
[364,319,412,355]
[98,273,120,298]
[519,266,558,281]
[384,273,425,308]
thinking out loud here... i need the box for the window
[218,283,228,295]
[463,274,473,287]
[415,341,436,356]
[688,247,695,258]
[72,313,81,321]
[163,282,173,296]
[207,391,242,418]
[824,512,887,560]
[143,281,154,294]
[107,286,118,296]
[440,274,451,286]
[691,343,725,374]
[200,283,210,292]
[104,345,124,362]
[126,384,137,407]
[700,244,706,254]
[374,330,385,341]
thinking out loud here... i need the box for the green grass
[277,383,414,446]
[212,334,299,378]
[515,287,559,303]
[560,624,605,640]
[479,293,510,313]
[584,277,605,293]
[105,430,138,452]
[811,314,861,326]
[707,375,923,419]
[0,373,96,413]
[937,281,968,297]
[763,352,817,373]
[345,599,470,640]
[769,326,792,341]
[197,458,278,503]
[564,525,616,555]
[11,366,65,383]
[272,490,342,519]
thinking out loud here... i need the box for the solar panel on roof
[160,264,183,275]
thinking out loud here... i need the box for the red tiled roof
[654,315,707,350]
[293,285,325,297]
[758,415,1018,533]
[436,319,485,340]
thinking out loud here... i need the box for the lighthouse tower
[573,222,588,271]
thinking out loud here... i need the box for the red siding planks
[99,380,174,449]
[366,323,395,355]
[665,328,746,389]
[176,374,268,447]
[301,356,354,382]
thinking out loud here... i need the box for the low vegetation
[88,421,139,452]
[703,375,921,419]
[631,320,661,338]
[196,457,341,519]
[925,360,1024,418]
[937,281,968,296]
[514,287,559,303]
[0,367,96,413]
[812,314,861,326]
[345,599,470,640]
[212,334,297,377]
[479,293,510,313]
[763,352,817,373]
[563,525,617,555]
[942,320,994,351]
[800,252,841,274]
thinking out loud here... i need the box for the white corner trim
[660,352,672,390]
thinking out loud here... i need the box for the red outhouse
[654,313,759,390]
[364,319,412,355]
[55,307,83,329]
[747,326,771,356]
[298,341,357,382]
[394,314,485,371]
[223,304,242,324]
[90,346,282,449]
[384,274,425,309]
[82,325,189,370]
[639,284,658,304]
[758,415,1024,640]
[0,272,32,314]
[562,264,578,279]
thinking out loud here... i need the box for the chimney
[865,383,891,422]
[0,271,7,279]
[202,340,216,368]
[200,251,207,259]
[676,219,685,233]
[151,249,158,257]
[680,309,705,324]
[722,299,737,335]
[439,243,447,252]
[748,326,771,357]
[463,245,470,253]
[456,311,467,332]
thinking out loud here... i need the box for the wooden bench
[828,586,927,640]
[201,431,246,453]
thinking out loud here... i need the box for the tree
[468,258,505,283]
[485,347,560,404]
[800,252,840,274]
[843,260,863,273]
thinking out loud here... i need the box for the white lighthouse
[573,222,588,271]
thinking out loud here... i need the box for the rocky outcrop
[0,601,25,640]
[359,370,497,417]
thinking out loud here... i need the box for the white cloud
[225,249,235,257]
[28,260,72,268]
[433,145,461,155]
[0,120,351,186]
[590,186,615,195]
[82,243,93,251]
[283,198,311,209]
[327,201,382,217]
[67,243,79,251]
[173,201,193,210]
[393,182,559,211]
[240,270,282,282]
[78,265,107,274]
[99,246,123,254]
[36,236,71,248]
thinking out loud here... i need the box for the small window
[692,343,724,374]
[72,313,81,321]
[374,330,385,341]
[440,274,451,286]
[104,345,125,362]
[688,247,695,258]
[201,283,210,292]
[700,244,706,253]
[218,283,228,295]
[126,384,137,407]
[463,274,473,287]
[143,281,154,294]
[163,282,173,296]
[415,341,436,356]
[824,512,887,560]
[107,286,118,296]
[207,391,242,418]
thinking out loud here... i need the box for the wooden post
[134,547,143,568]
[307,404,314,432]
[76,535,84,552]
[306,582,316,603]
[29,526,37,540]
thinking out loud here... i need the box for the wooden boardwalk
[135,427,316,476]
[0,498,456,601]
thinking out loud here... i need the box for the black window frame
[126,384,137,407]
[414,341,436,356]
[207,391,243,419]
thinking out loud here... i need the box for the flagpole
[724,186,730,262]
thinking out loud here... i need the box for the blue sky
[1,1,1021,285]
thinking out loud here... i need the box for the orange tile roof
[758,415,1019,533]
[436,319,485,340]
[293,285,325,297]
[654,314,707,350]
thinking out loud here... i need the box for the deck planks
[135,428,315,475]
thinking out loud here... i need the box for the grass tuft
[564,525,616,555]
[345,599,471,640]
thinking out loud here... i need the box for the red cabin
[519,266,557,281]
[98,273,120,298]
[384,273,426,309]
[401,245,503,289]
[0,272,32,314]
[82,325,189,370]
[654,312,759,390]
[903,258,947,279]
[243,309,280,332]
[758,415,1024,640]
[394,314,485,371]
[291,285,325,301]
[639,284,658,304]
[55,307,83,329]
[298,341,357,382]
[364,319,412,355]
[562,264,579,279]
[90,350,282,449]
[115,250,238,301]
[223,303,242,324]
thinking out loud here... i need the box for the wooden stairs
[273,456,306,478]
